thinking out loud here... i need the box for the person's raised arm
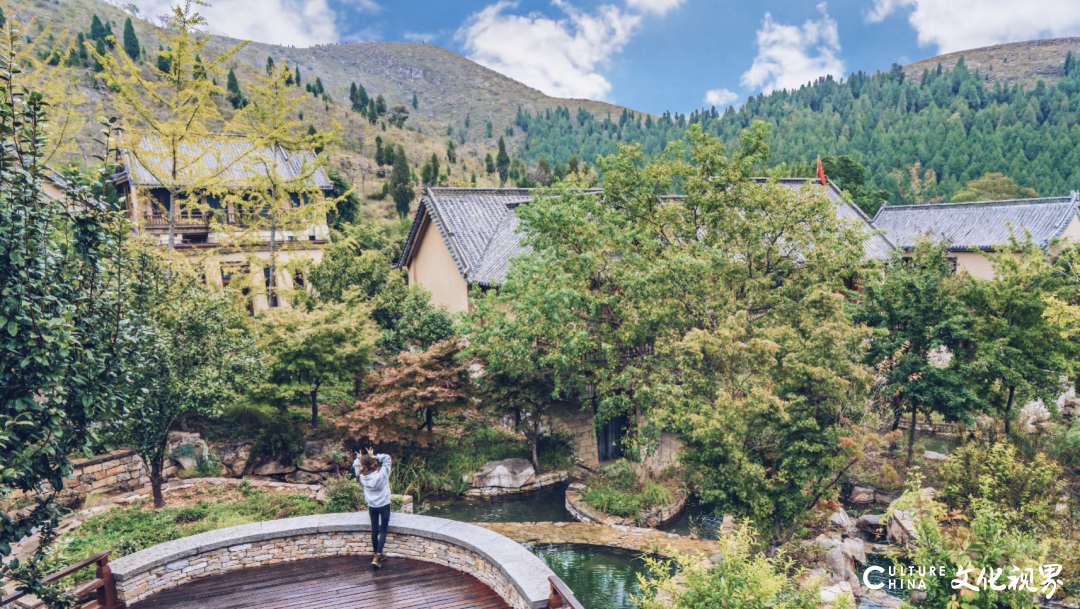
[377,453,392,476]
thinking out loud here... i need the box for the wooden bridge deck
[128,555,513,609]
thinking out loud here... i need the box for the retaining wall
[108,513,555,609]
[565,483,686,527]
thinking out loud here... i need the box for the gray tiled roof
[116,134,332,190]
[873,193,1080,251]
[399,182,892,288]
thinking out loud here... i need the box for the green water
[417,482,574,523]
[527,543,655,609]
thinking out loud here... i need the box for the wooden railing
[548,575,585,609]
[143,211,212,226]
[1,551,125,609]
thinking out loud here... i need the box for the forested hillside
[516,56,1080,210]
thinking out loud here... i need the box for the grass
[580,460,677,518]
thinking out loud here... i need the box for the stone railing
[565,482,687,527]
[108,513,556,609]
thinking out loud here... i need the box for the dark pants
[368,504,390,554]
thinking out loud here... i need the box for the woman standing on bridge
[354,447,393,568]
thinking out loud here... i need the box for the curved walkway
[128,554,511,609]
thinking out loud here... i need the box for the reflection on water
[527,543,657,609]
[660,495,724,539]
[417,482,574,523]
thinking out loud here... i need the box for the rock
[211,440,254,477]
[922,450,950,461]
[819,581,852,603]
[875,490,900,504]
[843,537,866,565]
[721,515,735,534]
[829,508,855,532]
[909,591,927,603]
[849,486,875,503]
[289,471,323,484]
[887,509,917,544]
[708,553,723,564]
[299,457,340,473]
[470,458,535,489]
[824,546,848,576]
[253,460,297,476]
[314,488,327,504]
[857,514,885,537]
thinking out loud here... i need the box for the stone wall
[108,513,554,609]
[565,483,686,527]
[550,414,683,474]
[464,471,569,498]
[64,449,150,496]
[550,412,598,469]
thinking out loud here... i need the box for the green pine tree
[225,67,244,109]
[92,38,107,72]
[496,136,510,182]
[122,17,139,61]
[90,14,106,41]
[266,55,274,75]
[391,145,415,218]
[411,92,418,109]
[294,65,301,86]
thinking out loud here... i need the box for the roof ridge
[878,196,1073,211]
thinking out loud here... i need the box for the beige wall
[407,216,470,314]
[210,248,323,311]
[550,411,599,469]
[953,251,995,280]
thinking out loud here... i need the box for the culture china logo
[862,563,1065,598]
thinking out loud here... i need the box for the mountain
[903,37,1080,90]
[506,42,1080,213]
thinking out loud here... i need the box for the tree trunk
[167,187,177,250]
[179,414,187,432]
[268,183,277,308]
[311,387,319,426]
[150,461,165,509]
[530,418,540,471]
[907,403,917,467]
[425,407,433,433]
[1004,385,1015,436]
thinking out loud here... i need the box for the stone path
[475,521,724,557]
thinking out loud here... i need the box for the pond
[527,543,656,609]
[416,481,574,523]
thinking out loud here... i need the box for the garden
[2,22,1080,609]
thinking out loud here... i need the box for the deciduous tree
[343,339,472,445]
[261,294,379,425]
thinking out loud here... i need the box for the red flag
[817,156,826,186]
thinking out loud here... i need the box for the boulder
[819,581,853,603]
[887,509,917,544]
[288,471,323,484]
[857,514,885,537]
[922,450,950,461]
[829,508,855,532]
[253,460,297,476]
[470,458,535,489]
[299,457,339,473]
[849,486,875,503]
[211,440,254,477]
[843,537,866,565]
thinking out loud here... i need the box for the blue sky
[132,0,1080,115]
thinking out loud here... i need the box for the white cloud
[455,1,640,100]
[624,0,684,16]
[866,0,1080,54]
[704,88,739,107]
[740,3,845,94]
[130,0,370,46]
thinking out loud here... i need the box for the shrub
[871,463,902,491]
[633,521,822,609]
[321,476,406,513]
[580,459,677,517]
[891,477,1050,607]
[939,441,1065,532]
[251,415,305,467]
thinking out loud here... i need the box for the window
[293,270,305,289]
[264,267,278,307]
